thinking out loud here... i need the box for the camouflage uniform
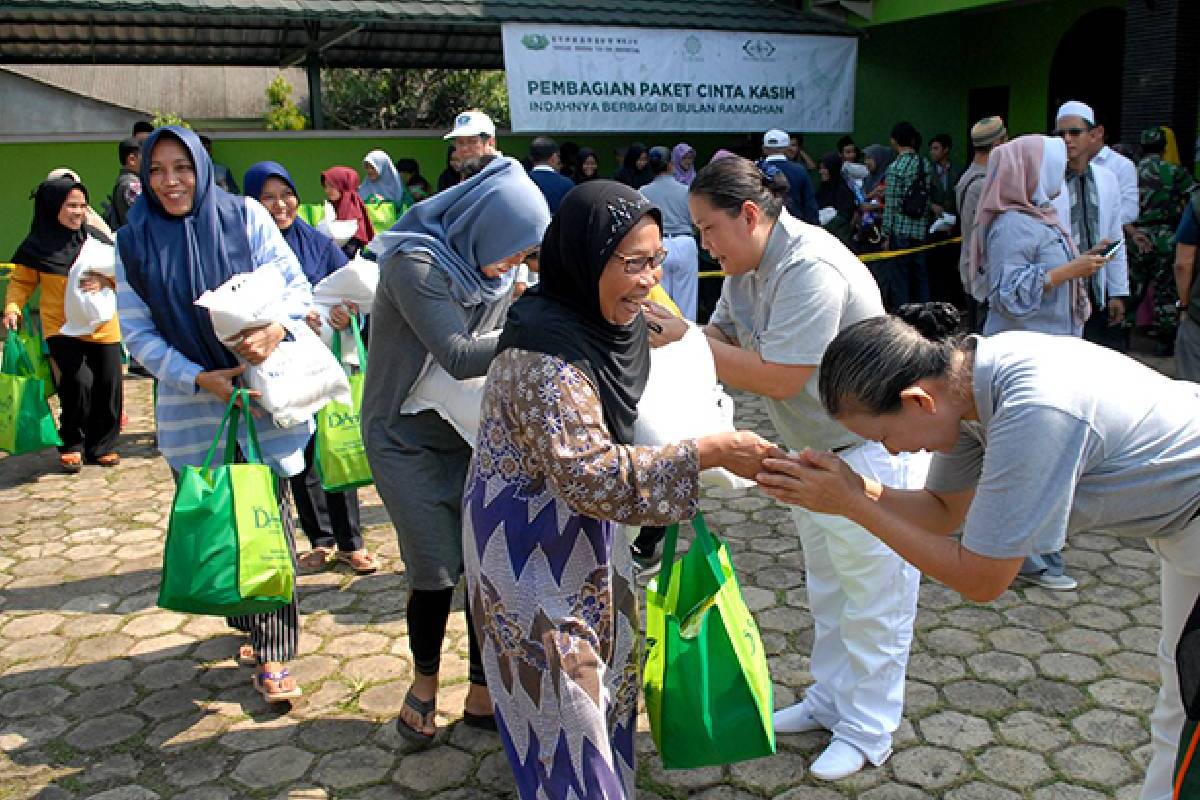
[1129,127,1195,340]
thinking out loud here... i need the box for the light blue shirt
[115,197,315,476]
[981,211,1080,337]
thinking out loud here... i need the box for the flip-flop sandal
[337,550,381,575]
[462,711,498,731]
[253,669,303,703]
[236,643,257,667]
[59,453,83,474]
[395,688,437,747]
[298,547,336,573]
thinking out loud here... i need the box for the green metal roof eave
[0,0,858,35]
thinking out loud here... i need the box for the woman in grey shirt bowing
[361,155,550,746]
[759,319,1200,800]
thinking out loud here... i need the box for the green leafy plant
[322,68,509,130]
[265,74,308,131]
[151,111,190,129]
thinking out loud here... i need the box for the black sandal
[395,688,437,747]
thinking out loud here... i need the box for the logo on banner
[742,39,776,61]
[522,33,550,50]
[684,35,702,56]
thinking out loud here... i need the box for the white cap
[444,110,496,140]
[1055,100,1095,125]
[763,129,790,148]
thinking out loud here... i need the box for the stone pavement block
[889,746,970,789]
[312,744,394,789]
[393,747,474,793]
[974,746,1053,789]
[232,745,314,788]
[64,712,142,750]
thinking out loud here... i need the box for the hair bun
[894,301,961,341]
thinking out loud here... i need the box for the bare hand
[304,309,323,336]
[195,365,256,404]
[234,322,286,365]
[2,311,19,332]
[643,302,688,347]
[756,449,866,515]
[1107,297,1125,326]
[329,302,357,331]
[706,431,787,481]
[1067,253,1106,280]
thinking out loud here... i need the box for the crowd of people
[4,101,1200,800]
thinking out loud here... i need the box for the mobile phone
[1100,239,1124,260]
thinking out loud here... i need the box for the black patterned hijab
[497,180,662,444]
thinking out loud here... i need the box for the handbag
[315,316,373,492]
[364,199,399,232]
[0,330,62,455]
[643,513,776,768]
[900,154,931,219]
[158,388,294,617]
[17,307,56,397]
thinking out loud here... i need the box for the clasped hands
[755,448,867,517]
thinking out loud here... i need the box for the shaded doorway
[1047,7,1126,133]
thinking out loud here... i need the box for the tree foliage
[151,111,190,129]
[265,75,309,131]
[321,68,509,130]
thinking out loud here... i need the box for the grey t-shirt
[709,211,884,452]
[927,332,1200,559]
[639,175,693,238]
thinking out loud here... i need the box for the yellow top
[5,264,121,344]
[648,284,682,318]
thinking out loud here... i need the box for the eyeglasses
[612,249,668,275]
[1053,126,1092,138]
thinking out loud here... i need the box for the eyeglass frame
[1052,125,1095,138]
[611,248,668,275]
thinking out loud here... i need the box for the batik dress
[463,348,699,800]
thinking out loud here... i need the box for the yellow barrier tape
[698,236,963,279]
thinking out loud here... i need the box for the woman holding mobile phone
[971,135,1107,337]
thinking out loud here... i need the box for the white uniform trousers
[660,234,698,321]
[789,441,927,764]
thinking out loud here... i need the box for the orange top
[4,264,121,344]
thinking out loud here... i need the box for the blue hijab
[359,150,411,208]
[244,161,347,286]
[369,156,550,307]
[118,126,250,371]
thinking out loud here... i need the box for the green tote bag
[0,330,62,455]
[158,389,294,617]
[315,317,373,492]
[18,308,55,398]
[643,513,776,769]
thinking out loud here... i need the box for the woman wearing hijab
[360,156,551,746]
[115,126,313,703]
[573,147,600,183]
[972,135,1107,337]
[4,177,122,472]
[359,149,414,211]
[244,161,381,577]
[816,151,858,246]
[671,142,697,186]
[46,168,114,241]
[320,166,374,258]
[613,142,652,189]
[463,181,777,798]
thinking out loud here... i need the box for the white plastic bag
[634,325,751,489]
[311,257,379,366]
[317,202,358,246]
[244,323,351,428]
[194,267,289,343]
[60,238,118,337]
[399,331,498,445]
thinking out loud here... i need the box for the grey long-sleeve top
[360,249,509,441]
[981,211,1081,337]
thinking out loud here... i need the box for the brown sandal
[237,643,257,667]
[59,453,83,474]
[298,546,336,573]
[337,549,381,575]
[93,453,120,467]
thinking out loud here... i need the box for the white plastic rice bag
[634,325,751,490]
[59,237,117,337]
[244,322,351,428]
[399,331,498,445]
[317,202,358,246]
[194,267,289,343]
[311,257,380,367]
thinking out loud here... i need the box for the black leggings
[45,336,123,459]
[408,587,485,686]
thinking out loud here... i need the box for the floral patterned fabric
[463,348,699,799]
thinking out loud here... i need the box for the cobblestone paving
[0,371,1164,799]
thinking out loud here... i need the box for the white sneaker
[772,702,826,734]
[1019,571,1078,591]
[810,740,867,781]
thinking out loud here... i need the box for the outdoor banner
[501,24,857,133]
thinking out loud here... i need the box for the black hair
[118,137,141,166]
[690,156,788,219]
[529,136,559,164]
[132,120,154,135]
[836,135,856,151]
[891,121,921,150]
[931,133,953,151]
[395,158,420,176]
[819,304,964,417]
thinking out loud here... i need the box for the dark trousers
[45,336,123,460]
[872,234,927,311]
[408,586,485,686]
[288,435,363,552]
[1083,303,1129,353]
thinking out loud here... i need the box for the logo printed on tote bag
[323,409,360,429]
[253,506,282,529]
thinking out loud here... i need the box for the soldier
[1129,126,1195,353]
